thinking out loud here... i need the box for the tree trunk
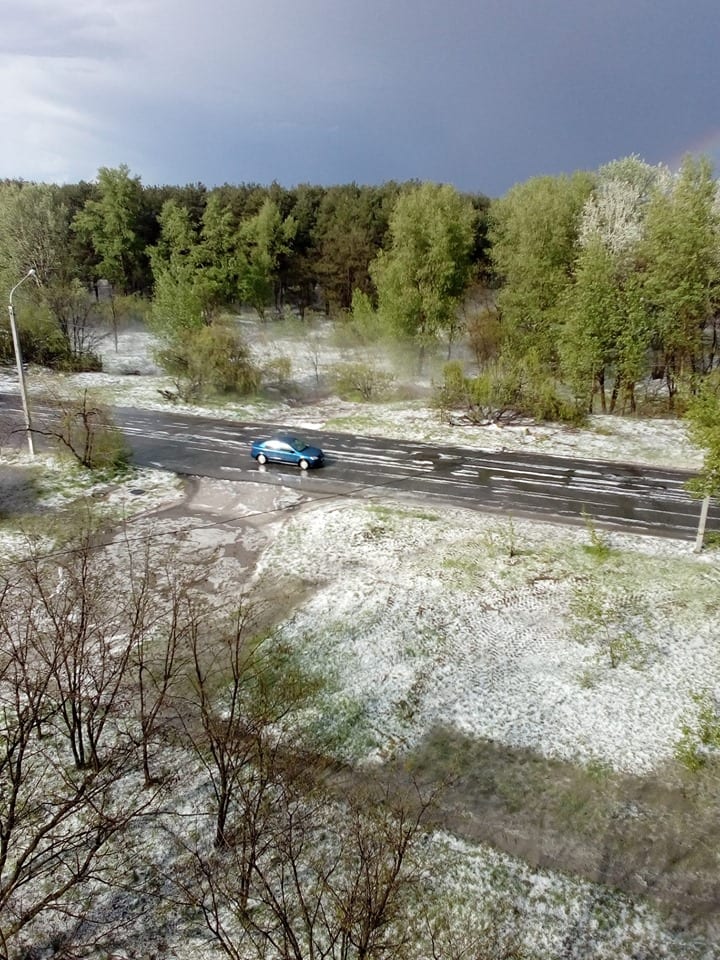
[597,371,606,413]
[609,375,620,414]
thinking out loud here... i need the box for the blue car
[251,434,325,470]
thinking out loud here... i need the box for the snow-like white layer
[255,500,719,774]
[429,832,705,960]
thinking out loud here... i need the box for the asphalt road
[117,408,717,540]
[0,395,714,541]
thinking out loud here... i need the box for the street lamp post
[8,268,37,456]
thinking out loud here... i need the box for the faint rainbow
[666,129,720,175]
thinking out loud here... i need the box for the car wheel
[299,458,309,470]
[257,453,267,465]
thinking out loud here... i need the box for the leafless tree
[0,560,154,957]
[0,516,219,956]
[44,278,107,362]
[7,534,136,772]
[303,326,325,387]
[177,598,317,850]
[183,771,435,960]
[122,545,190,788]
[465,305,502,373]
[31,388,130,471]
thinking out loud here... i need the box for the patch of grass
[404,728,623,830]
[367,504,439,522]
[581,511,616,560]
[0,465,42,520]
[365,522,386,540]
[702,531,720,550]
[400,725,720,927]
[578,667,598,689]
[676,690,720,771]
[361,502,442,540]
[324,414,383,432]
[306,692,379,760]
[559,542,714,624]
[441,555,481,575]
[584,756,614,782]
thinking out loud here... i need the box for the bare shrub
[32,388,130,472]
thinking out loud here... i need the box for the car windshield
[289,438,307,451]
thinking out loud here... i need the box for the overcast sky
[2,0,719,198]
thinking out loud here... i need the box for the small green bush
[42,389,131,473]
[263,356,292,383]
[569,582,650,669]
[433,358,586,427]
[332,361,395,401]
[676,690,720,771]
[581,512,615,560]
[155,323,261,401]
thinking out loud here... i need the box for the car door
[274,440,296,464]
[261,439,281,463]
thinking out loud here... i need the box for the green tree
[150,193,246,333]
[685,371,720,496]
[561,238,652,413]
[0,182,73,287]
[198,192,244,312]
[148,200,207,338]
[312,184,393,312]
[149,197,198,269]
[0,183,105,367]
[73,164,147,294]
[370,182,476,370]
[148,199,260,400]
[239,198,297,319]
[561,238,622,411]
[155,323,260,402]
[640,155,720,404]
[489,172,594,368]
[281,183,324,316]
[563,157,668,412]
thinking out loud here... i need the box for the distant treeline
[0,168,491,311]
[3,154,720,421]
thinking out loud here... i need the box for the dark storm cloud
[2,0,720,195]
